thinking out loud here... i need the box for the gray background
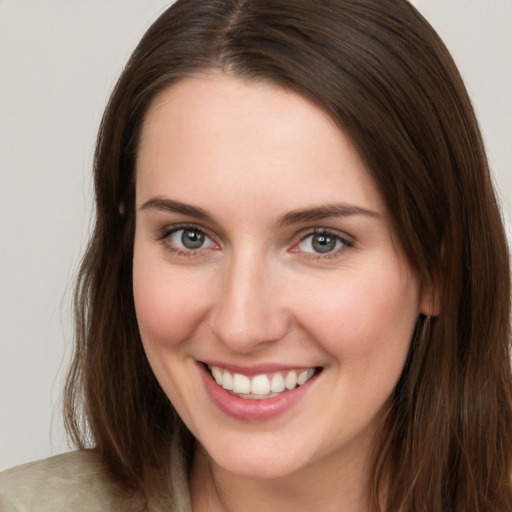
[1,0,511,471]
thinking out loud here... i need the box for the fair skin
[133,73,432,512]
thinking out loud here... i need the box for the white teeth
[209,365,317,398]
[212,366,223,385]
[251,374,271,395]
[285,370,297,390]
[297,368,315,385]
[232,373,251,394]
[270,373,285,393]
[221,370,233,391]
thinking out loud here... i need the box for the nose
[209,250,289,353]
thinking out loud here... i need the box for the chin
[213,452,306,480]
[198,430,320,481]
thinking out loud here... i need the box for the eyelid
[157,223,220,256]
[289,227,355,259]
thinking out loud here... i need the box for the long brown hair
[64,0,512,510]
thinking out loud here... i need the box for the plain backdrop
[1,0,511,471]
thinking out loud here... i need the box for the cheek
[295,263,421,363]
[132,259,212,348]
[132,257,213,425]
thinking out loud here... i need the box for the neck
[189,443,378,512]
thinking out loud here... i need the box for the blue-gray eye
[169,228,213,250]
[298,232,344,254]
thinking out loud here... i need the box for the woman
[1,0,511,511]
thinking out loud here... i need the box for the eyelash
[157,224,353,260]
[292,229,354,261]
[158,224,217,258]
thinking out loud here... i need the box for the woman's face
[133,73,430,480]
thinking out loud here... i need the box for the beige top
[0,450,192,512]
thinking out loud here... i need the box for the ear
[420,277,441,317]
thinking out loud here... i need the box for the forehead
[139,72,342,159]
[135,72,386,218]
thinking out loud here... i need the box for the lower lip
[198,363,319,421]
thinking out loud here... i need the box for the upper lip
[201,360,320,377]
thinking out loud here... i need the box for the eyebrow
[139,196,381,225]
[140,197,212,219]
[276,204,381,226]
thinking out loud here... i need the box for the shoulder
[0,450,141,512]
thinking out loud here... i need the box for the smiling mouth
[205,364,322,400]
